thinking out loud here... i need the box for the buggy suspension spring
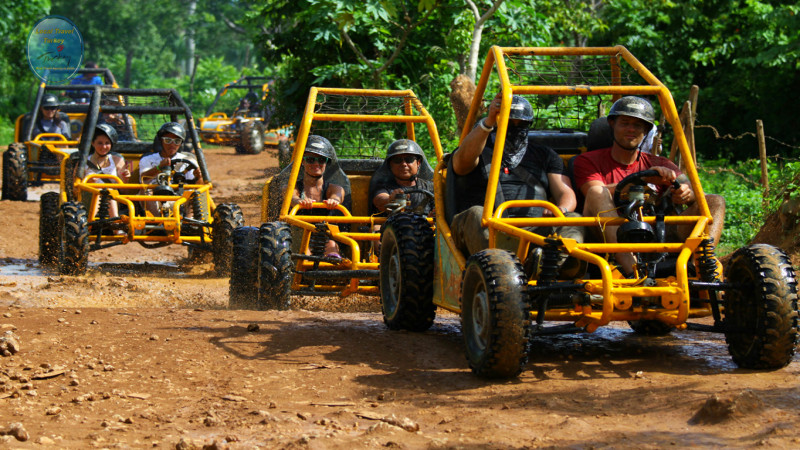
[539,237,562,284]
[696,238,720,282]
[309,223,330,257]
[97,189,111,219]
[190,192,203,219]
[534,237,563,329]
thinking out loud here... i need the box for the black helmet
[42,94,59,108]
[304,135,335,160]
[156,122,186,141]
[386,139,424,161]
[608,96,655,130]
[508,95,534,122]
[94,123,118,147]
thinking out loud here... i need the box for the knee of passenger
[584,185,608,200]
[706,194,726,213]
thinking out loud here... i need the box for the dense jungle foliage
[1,0,798,250]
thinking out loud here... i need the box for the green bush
[698,158,770,255]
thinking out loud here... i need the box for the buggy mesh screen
[482,51,655,132]
[108,92,183,144]
[309,92,435,160]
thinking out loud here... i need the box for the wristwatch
[559,206,569,214]
[478,118,495,132]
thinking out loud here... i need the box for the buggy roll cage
[204,76,272,117]
[67,85,211,183]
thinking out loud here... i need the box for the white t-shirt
[139,152,197,183]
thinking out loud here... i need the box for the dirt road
[2,146,800,448]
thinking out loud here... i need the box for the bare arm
[324,184,345,209]
[547,172,577,214]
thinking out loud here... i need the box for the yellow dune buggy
[380,46,798,378]
[38,86,243,276]
[197,76,293,158]
[228,87,442,310]
[2,68,122,201]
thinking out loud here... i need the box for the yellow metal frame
[434,46,716,331]
[70,171,217,246]
[271,87,443,298]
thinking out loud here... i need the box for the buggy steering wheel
[613,169,681,212]
[384,187,435,216]
[169,158,200,184]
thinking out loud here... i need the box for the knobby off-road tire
[258,221,293,310]
[278,140,292,170]
[64,153,78,202]
[229,226,260,309]
[627,320,675,336]
[2,143,28,201]
[212,203,245,276]
[461,249,532,378]
[39,192,61,267]
[723,244,799,369]
[379,213,436,331]
[240,121,265,155]
[58,202,89,276]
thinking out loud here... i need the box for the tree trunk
[124,49,133,88]
[186,0,197,76]
[464,0,505,82]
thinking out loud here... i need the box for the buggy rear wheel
[2,143,28,201]
[379,214,435,331]
[724,244,799,369]
[258,221,293,310]
[240,121,264,154]
[229,226,260,309]
[212,203,245,276]
[58,202,89,276]
[278,140,292,169]
[39,192,61,267]
[461,249,531,378]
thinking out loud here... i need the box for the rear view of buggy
[228,88,442,310]
[380,45,798,378]
[38,86,243,276]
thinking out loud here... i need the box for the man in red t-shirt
[573,96,725,275]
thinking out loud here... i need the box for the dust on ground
[2,145,800,448]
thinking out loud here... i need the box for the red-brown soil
[2,146,800,448]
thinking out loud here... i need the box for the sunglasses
[303,155,328,164]
[43,106,58,111]
[390,155,418,165]
[162,137,183,145]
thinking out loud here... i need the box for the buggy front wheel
[379,214,435,331]
[723,244,799,369]
[461,249,531,378]
[258,221,293,310]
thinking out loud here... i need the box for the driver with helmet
[139,122,201,183]
[371,139,433,216]
[139,122,202,216]
[573,95,725,275]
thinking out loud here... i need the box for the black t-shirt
[452,135,564,218]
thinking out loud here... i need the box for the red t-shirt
[573,147,681,192]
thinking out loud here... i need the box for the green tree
[0,0,51,141]
[595,0,800,160]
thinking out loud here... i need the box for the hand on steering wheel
[169,157,200,184]
[614,169,680,208]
